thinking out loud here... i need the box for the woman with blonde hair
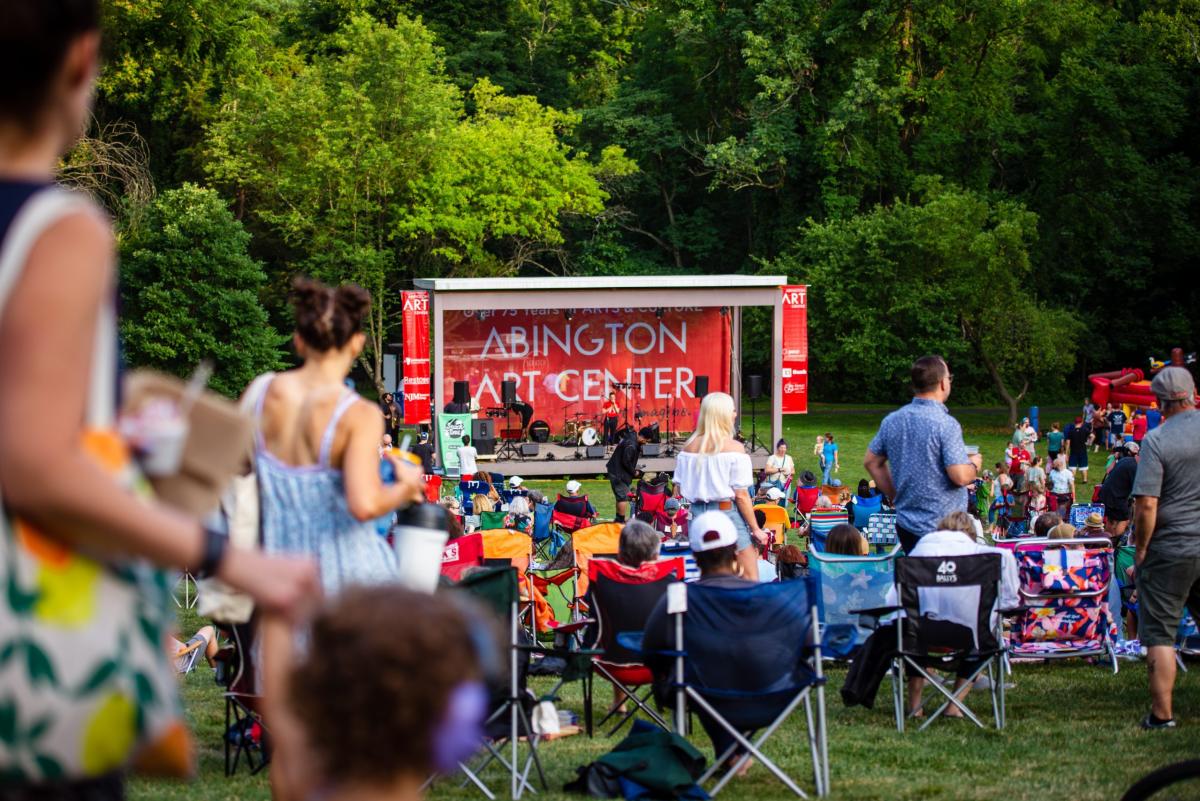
[673,392,767,579]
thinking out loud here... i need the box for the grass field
[129,404,1199,801]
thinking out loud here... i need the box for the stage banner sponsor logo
[402,290,431,424]
[781,285,808,414]
[442,308,731,435]
[437,413,472,470]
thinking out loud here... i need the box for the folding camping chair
[1068,503,1105,529]
[633,479,669,519]
[480,529,550,635]
[551,494,596,535]
[863,512,898,553]
[861,554,1009,732]
[809,546,900,654]
[849,493,884,530]
[755,503,791,549]
[531,501,562,564]
[587,557,686,737]
[442,532,485,581]
[1008,538,1119,673]
[665,577,830,797]
[213,622,269,777]
[480,510,508,531]
[793,485,820,527]
[572,522,623,600]
[452,566,546,800]
[806,508,849,552]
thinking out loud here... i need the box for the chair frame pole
[674,610,686,735]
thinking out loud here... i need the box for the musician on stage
[602,390,621,445]
[507,388,534,434]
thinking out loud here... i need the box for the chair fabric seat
[596,661,654,686]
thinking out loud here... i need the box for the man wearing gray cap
[1130,366,1200,730]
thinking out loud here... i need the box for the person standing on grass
[1046,421,1065,464]
[1128,367,1200,730]
[1092,404,1110,453]
[821,432,839,484]
[864,355,982,553]
[1064,416,1092,484]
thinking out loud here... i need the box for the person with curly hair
[266,586,492,801]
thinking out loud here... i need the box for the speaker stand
[495,408,523,461]
[746,394,769,455]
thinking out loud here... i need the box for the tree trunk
[981,353,1028,427]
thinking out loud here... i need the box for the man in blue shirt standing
[864,355,983,553]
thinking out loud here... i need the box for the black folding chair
[869,554,1009,732]
[213,622,269,777]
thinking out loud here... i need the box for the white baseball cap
[689,511,738,552]
[766,486,786,501]
[565,480,582,493]
[509,476,524,487]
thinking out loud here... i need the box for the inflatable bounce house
[1089,348,1198,410]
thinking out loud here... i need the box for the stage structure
[413,275,790,478]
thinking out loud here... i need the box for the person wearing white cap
[553,478,596,521]
[674,393,768,580]
[1129,365,1200,730]
[507,475,528,498]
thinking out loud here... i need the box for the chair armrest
[849,605,902,618]
[615,631,645,655]
[998,607,1026,618]
[549,619,594,635]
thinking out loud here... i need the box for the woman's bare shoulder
[720,438,748,454]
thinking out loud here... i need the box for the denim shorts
[688,500,752,551]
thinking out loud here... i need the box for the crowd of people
[0,5,1195,796]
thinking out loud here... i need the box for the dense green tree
[119,185,285,397]
[205,14,631,391]
[772,181,1080,423]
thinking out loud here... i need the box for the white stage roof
[414,275,788,292]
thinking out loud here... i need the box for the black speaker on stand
[501,380,517,405]
[453,381,469,405]
[745,374,769,454]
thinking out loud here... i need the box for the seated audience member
[847,479,884,528]
[508,475,528,497]
[752,510,779,582]
[1048,523,1078,540]
[618,520,661,569]
[172,625,220,674]
[266,587,489,801]
[842,511,1018,715]
[1081,512,1106,538]
[634,510,656,525]
[641,513,758,759]
[658,497,689,542]
[504,496,533,533]
[526,489,546,507]
[553,479,597,519]
[1032,512,1063,539]
[753,483,773,504]
[776,544,808,580]
[824,523,869,556]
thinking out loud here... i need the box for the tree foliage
[90,0,1199,404]
[119,185,284,397]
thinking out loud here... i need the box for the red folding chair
[794,485,821,527]
[587,557,685,736]
[440,532,484,581]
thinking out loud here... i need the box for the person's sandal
[1140,713,1177,730]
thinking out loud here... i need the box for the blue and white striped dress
[255,377,398,596]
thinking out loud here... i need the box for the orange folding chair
[571,522,623,600]
[755,503,791,550]
[480,529,552,633]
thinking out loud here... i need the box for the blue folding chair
[531,502,562,564]
[666,578,830,797]
[863,513,899,553]
[809,546,900,655]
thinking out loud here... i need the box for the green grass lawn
[130,404,1197,801]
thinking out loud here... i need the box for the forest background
[76,0,1200,420]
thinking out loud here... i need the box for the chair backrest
[1068,503,1105,529]
[480,529,533,573]
[636,482,668,516]
[659,543,700,582]
[441,532,485,581]
[808,508,849,551]
[479,509,507,530]
[573,522,624,596]
[680,578,820,696]
[850,494,884,529]
[820,484,847,505]
[555,494,592,518]
[551,508,591,534]
[532,501,554,542]
[809,547,899,648]
[1013,539,1112,597]
[794,486,820,514]
[863,512,898,549]
[895,554,1001,653]
[755,503,790,537]
[530,567,578,629]
[589,558,685,664]
[423,474,442,504]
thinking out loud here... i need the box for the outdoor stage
[474,441,772,479]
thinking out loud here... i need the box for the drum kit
[560,411,599,447]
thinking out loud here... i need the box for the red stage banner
[441,308,730,435]
[781,285,809,414]
[401,290,431,424]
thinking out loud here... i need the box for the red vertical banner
[781,285,808,414]
[401,290,431,424]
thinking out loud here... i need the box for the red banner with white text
[401,291,431,424]
[781,285,809,414]
[441,308,730,435]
